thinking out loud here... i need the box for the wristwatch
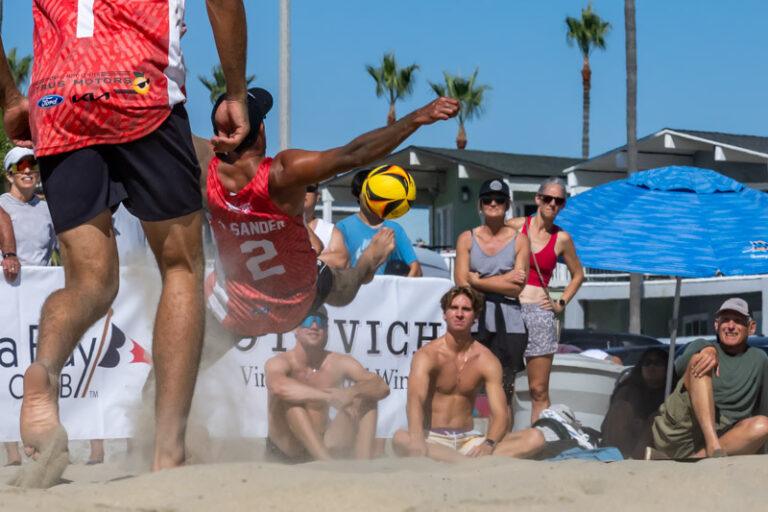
[484,438,497,450]
[2,252,16,259]
[558,299,566,307]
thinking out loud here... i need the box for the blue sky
[5,0,768,160]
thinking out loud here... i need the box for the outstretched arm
[268,98,458,214]
[0,38,31,147]
[206,0,249,152]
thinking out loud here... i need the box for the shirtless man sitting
[392,286,545,462]
[265,306,390,462]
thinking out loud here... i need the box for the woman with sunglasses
[506,177,584,425]
[601,347,671,458]
[454,179,530,423]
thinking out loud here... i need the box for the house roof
[668,129,768,155]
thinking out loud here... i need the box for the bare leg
[353,404,378,459]
[526,354,554,425]
[684,363,722,457]
[323,399,378,460]
[13,211,118,487]
[494,428,546,459]
[284,406,332,461]
[142,211,205,471]
[4,443,21,465]
[717,416,768,455]
[325,228,395,307]
[87,439,104,464]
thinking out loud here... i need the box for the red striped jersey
[205,157,318,336]
[29,0,187,156]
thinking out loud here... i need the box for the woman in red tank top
[507,178,584,425]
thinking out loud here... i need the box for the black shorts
[39,104,202,234]
[309,260,335,312]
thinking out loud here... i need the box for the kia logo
[37,95,64,108]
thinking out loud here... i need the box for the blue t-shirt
[336,214,417,275]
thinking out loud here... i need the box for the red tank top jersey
[205,157,318,336]
[29,0,186,156]
[521,218,560,288]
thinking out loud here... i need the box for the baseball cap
[211,87,273,153]
[4,147,35,172]
[716,297,751,319]
[479,178,510,198]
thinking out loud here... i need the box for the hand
[510,269,526,285]
[465,441,493,458]
[467,271,480,286]
[328,387,356,413]
[408,437,428,457]
[3,95,32,148]
[540,297,554,311]
[690,346,719,378]
[1,255,19,282]
[414,97,459,125]
[211,97,250,152]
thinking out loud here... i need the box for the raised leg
[324,228,394,307]
[526,354,554,425]
[284,406,332,461]
[683,357,722,457]
[141,211,205,471]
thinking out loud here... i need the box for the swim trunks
[425,429,487,455]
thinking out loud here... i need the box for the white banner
[0,266,156,442]
[0,269,453,440]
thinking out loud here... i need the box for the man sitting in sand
[649,297,768,459]
[265,306,390,462]
[392,286,545,461]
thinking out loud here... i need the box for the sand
[1,440,766,512]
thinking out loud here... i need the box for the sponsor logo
[132,72,150,95]
[72,92,111,103]
[744,240,768,259]
[37,95,64,109]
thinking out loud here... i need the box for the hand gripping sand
[8,426,69,488]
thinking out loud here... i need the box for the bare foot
[8,363,69,488]
[357,228,396,283]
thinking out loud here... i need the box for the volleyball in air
[362,165,416,219]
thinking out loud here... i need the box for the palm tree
[366,53,419,125]
[566,3,611,159]
[6,47,32,94]
[429,68,490,149]
[198,64,255,104]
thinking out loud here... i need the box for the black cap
[211,87,273,153]
[479,178,510,198]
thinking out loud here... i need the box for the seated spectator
[649,298,768,459]
[1,147,56,466]
[264,306,389,462]
[337,169,421,277]
[601,348,668,458]
[392,286,545,462]
[303,184,349,269]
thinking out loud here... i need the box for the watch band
[484,438,497,449]
[558,299,566,307]
[3,252,17,259]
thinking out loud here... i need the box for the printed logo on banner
[2,312,151,401]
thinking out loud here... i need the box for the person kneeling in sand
[649,298,768,459]
[393,286,545,462]
[265,306,390,462]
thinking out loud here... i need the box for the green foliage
[565,3,611,58]
[428,68,490,127]
[366,53,419,108]
[6,47,32,93]
[198,64,256,104]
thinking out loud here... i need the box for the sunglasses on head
[8,160,39,175]
[480,195,508,205]
[300,314,327,328]
[538,194,565,206]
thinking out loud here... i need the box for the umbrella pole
[665,276,682,397]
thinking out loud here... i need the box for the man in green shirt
[651,298,768,459]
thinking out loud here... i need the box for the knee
[529,383,549,402]
[746,415,768,440]
[527,428,546,451]
[392,430,409,454]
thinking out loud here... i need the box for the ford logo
[37,95,64,108]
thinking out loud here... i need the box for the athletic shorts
[651,379,733,459]
[425,429,487,455]
[521,303,558,357]
[39,104,202,234]
[309,260,335,313]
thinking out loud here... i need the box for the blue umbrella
[557,166,768,277]
[556,166,768,394]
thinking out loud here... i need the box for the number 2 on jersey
[241,240,286,282]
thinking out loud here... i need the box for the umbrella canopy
[556,166,768,278]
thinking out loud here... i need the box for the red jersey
[29,0,186,156]
[205,157,318,336]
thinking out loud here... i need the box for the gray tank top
[469,229,525,333]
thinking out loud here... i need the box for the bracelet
[3,252,16,259]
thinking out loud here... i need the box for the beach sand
[1,439,765,512]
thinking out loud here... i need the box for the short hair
[537,177,567,195]
[440,285,484,315]
[351,169,371,201]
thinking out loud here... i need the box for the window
[682,313,709,337]
[435,204,453,249]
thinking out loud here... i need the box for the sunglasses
[306,185,318,193]
[642,359,666,368]
[300,315,328,328]
[8,161,39,175]
[538,194,565,206]
[480,195,508,205]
